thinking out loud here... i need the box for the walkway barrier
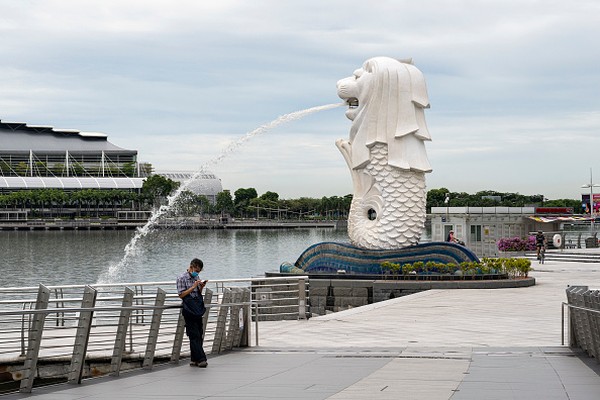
[563,286,600,362]
[0,276,309,394]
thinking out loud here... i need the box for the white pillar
[29,150,34,177]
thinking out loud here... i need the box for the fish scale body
[348,143,426,250]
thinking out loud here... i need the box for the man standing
[177,258,208,368]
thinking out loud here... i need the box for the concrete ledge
[307,277,535,315]
[306,277,535,290]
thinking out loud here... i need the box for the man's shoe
[197,360,208,368]
[190,362,198,367]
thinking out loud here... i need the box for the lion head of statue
[336,56,432,172]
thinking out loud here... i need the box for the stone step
[524,252,600,263]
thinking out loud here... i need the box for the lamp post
[444,194,450,223]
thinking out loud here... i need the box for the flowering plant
[526,235,537,250]
[497,236,536,252]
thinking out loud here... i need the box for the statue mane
[336,56,432,250]
[343,57,432,172]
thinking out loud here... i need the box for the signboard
[534,207,573,214]
[581,194,600,213]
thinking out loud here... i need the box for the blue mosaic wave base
[281,241,481,274]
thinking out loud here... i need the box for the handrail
[563,286,600,363]
[561,301,600,346]
[0,276,309,394]
[0,286,256,393]
[0,302,252,316]
[0,276,309,292]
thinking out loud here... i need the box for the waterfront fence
[563,285,600,362]
[0,276,309,394]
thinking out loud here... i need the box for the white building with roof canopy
[0,118,222,201]
[0,119,144,191]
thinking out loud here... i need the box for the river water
[0,228,350,287]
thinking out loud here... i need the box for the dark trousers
[182,309,207,362]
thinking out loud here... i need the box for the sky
[1,1,599,201]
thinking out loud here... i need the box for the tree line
[426,188,581,210]
[0,174,584,219]
[212,188,352,219]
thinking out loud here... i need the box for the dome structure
[157,171,222,204]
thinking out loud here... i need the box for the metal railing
[562,286,600,362]
[0,276,309,394]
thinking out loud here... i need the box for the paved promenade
[6,251,600,399]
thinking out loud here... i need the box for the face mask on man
[190,271,199,279]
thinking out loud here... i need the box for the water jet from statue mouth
[97,102,344,284]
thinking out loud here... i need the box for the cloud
[1,0,599,200]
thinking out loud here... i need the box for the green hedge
[381,257,531,279]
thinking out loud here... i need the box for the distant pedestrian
[446,230,456,242]
[176,258,209,368]
[535,231,546,260]
[446,230,465,246]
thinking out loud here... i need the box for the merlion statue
[336,56,432,250]
[281,57,478,274]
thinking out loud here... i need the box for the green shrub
[402,263,414,275]
[459,261,479,276]
[515,258,532,277]
[381,261,399,274]
[379,257,528,278]
[446,263,458,274]
[503,258,518,278]
[425,261,436,273]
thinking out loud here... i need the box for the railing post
[170,312,186,364]
[135,285,145,325]
[142,288,166,370]
[566,286,587,348]
[254,303,259,346]
[567,285,598,350]
[20,303,32,357]
[19,284,50,393]
[110,287,134,376]
[54,288,65,327]
[298,278,307,319]
[582,289,599,359]
[576,288,592,353]
[240,288,251,347]
[202,288,213,335]
[561,302,565,346]
[225,288,243,350]
[212,289,232,354]
[588,290,600,359]
[68,285,97,384]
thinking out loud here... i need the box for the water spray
[99,102,344,283]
